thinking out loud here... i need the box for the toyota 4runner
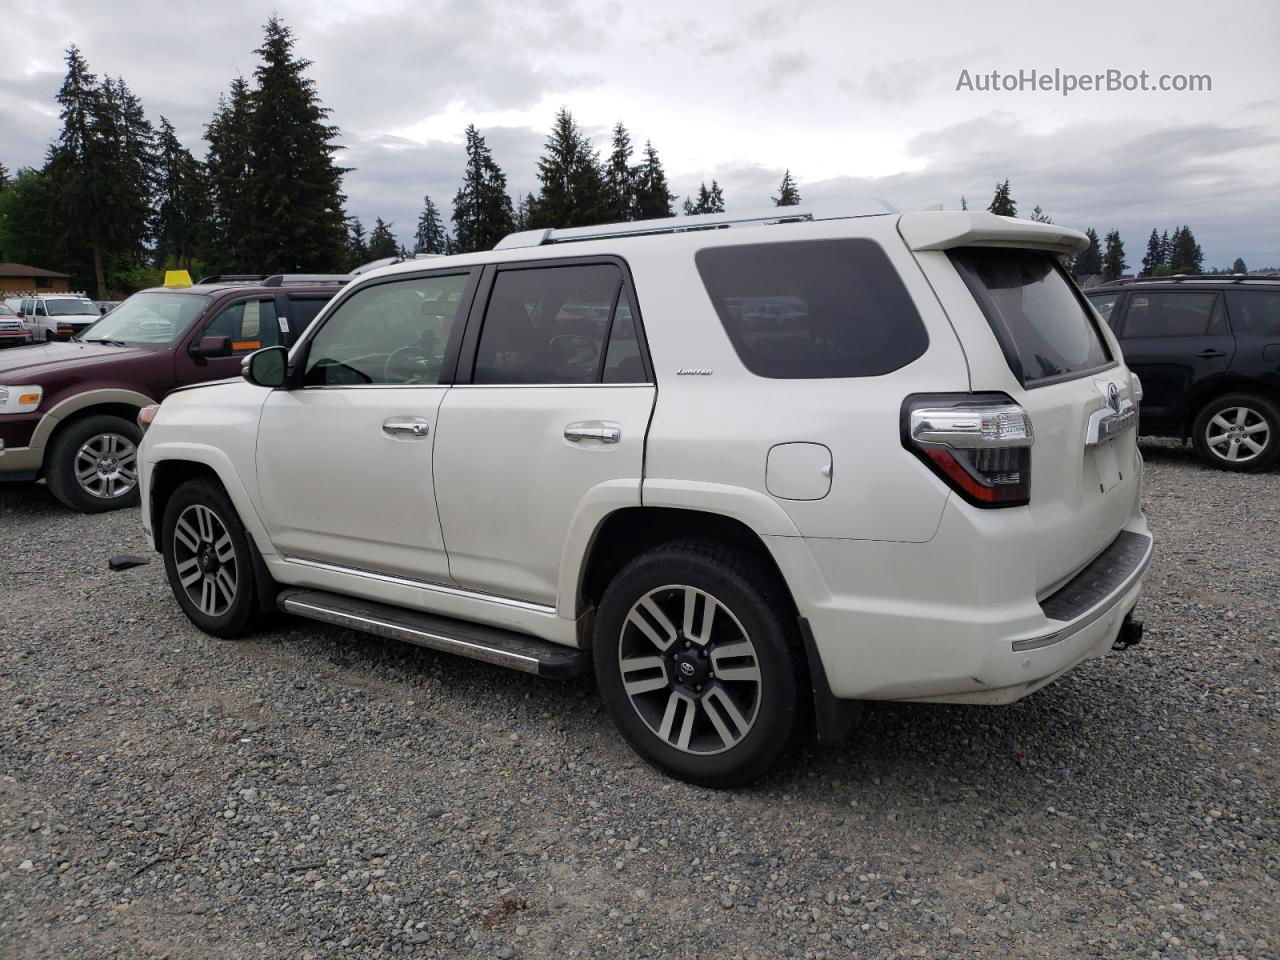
[138,208,1153,786]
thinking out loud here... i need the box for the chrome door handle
[564,421,621,444]
[382,418,431,437]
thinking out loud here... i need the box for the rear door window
[950,248,1112,386]
[285,297,332,341]
[1121,292,1225,339]
[695,239,928,379]
[1225,290,1280,336]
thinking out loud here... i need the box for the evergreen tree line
[978,180,1230,282]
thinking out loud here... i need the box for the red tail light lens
[903,394,1034,508]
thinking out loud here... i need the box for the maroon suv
[0,276,344,512]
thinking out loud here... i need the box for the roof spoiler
[898,211,1089,257]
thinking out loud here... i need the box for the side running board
[277,588,591,679]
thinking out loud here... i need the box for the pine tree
[1139,228,1162,276]
[987,180,1016,216]
[451,125,514,253]
[0,168,60,267]
[0,162,9,190]
[244,17,349,272]
[152,117,209,271]
[1158,230,1172,267]
[528,107,607,229]
[367,217,399,260]
[204,77,255,270]
[45,45,105,295]
[346,217,368,269]
[1029,205,1052,223]
[683,180,726,215]
[960,195,968,211]
[772,170,800,206]
[1169,226,1203,274]
[633,141,674,219]
[513,192,534,231]
[1102,230,1126,281]
[1073,228,1103,277]
[414,195,447,254]
[603,122,637,222]
[1232,257,1247,274]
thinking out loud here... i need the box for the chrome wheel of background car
[617,585,762,756]
[74,433,138,499]
[1204,406,1269,464]
[172,504,239,617]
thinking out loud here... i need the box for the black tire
[161,478,260,638]
[45,414,143,513]
[1190,393,1280,472]
[593,540,806,788]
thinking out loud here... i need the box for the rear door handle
[1196,349,1226,359]
[382,417,431,438]
[564,421,621,444]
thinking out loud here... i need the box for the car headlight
[0,385,43,414]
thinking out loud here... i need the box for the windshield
[0,304,15,317]
[46,298,100,317]
[80,291,210,345]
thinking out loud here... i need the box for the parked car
[0,275,345,512]
[1086,277,1280,471]
[16,294,102,341]
[138,208,1151,786]
[0,303,31,346]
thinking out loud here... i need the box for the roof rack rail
[196,274,264,284]
[261,273,352,286]
[493,201,897,250]
[1098,274,1276,286]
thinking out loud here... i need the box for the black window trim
[288,266,482,390]
[951,248,1117,389]
[454,254,655,387]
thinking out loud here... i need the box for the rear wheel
[45,414,142,512]
[161,478,260,638]
[1190,393,1279,471]
[594,541,806,787]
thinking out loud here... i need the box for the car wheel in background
[45,414,143,512]
[1190,393,1279,472]
[593,540,806,788]
[161,478,260,638]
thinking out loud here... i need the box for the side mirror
[191,335,232,359]
[242,345,289,388]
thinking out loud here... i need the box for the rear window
[950,248,1112,386]
[695,239,929,379]
[1226,290,1280,336]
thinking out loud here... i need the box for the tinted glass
[602,290,648,384]
[305,273,469,386]
[204,298,281,352]
[950,248,1112,385]
[79,292,210,345]
[286,297,332,341]
[0,304,14,317]
[45,298,99,316]
[1121,292,1224,339]
[1226,290,1280,336]
[696,239,929,379]
[474,265,623,384]
[1086,292,1119,322]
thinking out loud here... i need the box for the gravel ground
[0,439,1276,960]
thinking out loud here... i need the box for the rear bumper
[767,502,1153,704]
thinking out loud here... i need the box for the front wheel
[161,478,260,638]
[594,541,806,788]
[1190,393,1279,472]
[45,414,142,512]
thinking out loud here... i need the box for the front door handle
[382,418,431,438]
[1196,349,1226,359]
[564,421,621,444]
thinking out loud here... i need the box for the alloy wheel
[74,432,138,499]
[617,585,762,755]
[1204,406,1269,464]
[172,504,239,617]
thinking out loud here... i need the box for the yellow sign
[163,270,193,288]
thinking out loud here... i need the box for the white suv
[137,207,1152,786]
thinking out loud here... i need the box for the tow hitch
[1113,612,1144,650]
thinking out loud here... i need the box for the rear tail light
[903,394,1034,507]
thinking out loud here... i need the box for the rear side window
[1226,290,1280,336]
[1121,292,1225,339]
[950,248,1112,386]
[695,239,928,379]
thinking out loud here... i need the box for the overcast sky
[2,0,1277,268]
